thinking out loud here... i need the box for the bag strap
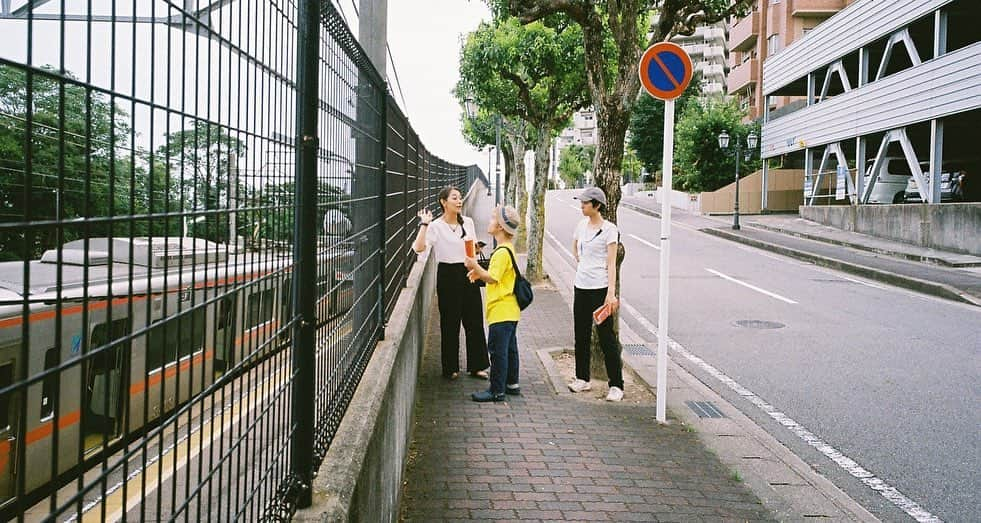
[492,245,523,279]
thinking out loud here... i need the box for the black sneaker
[505,385,521,395]
[471,390,505,402]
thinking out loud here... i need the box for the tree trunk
[523,129,549,282]
[502,141,516,206]
[589,101,631,381]
[509,137,529,252]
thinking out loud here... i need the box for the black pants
[573,287,623,389]
[436,263,489,375]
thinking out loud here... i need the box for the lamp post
[464,97,501,207]
[718,130,758,230]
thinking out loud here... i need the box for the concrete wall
[295,181,484,522]
[801,203,981,256]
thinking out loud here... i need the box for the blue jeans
[487,321,519,395]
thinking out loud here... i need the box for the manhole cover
[622,344,655,356]
[733,320,785,329]
[686,401,726,418]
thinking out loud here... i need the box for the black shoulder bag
[497,246,534,310]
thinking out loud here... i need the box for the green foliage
[456,17,589,133]
[620,146,642,183]
[0,65,180,259]
[628,73,703,175]
[156,120,246,243]
[557,144,595,188]
[674,99,761,193]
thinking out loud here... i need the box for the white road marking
[705,268,798,304]
[545,230,575,260]
[618,299,942,523]
[836,274,886,289]
[628,233,660,250]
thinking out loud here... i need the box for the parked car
[902,165,968,203]
[862,156,914,204]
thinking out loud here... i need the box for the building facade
[671,23,728,95]
[728,0,855,121]
[759,0,979,208]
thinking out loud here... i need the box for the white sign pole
[656,99,674,424]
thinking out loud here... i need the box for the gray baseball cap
[574,186,607,206]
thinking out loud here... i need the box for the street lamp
[464,97,501,207]
[718,130,758,230]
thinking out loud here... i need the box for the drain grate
[622,344,655,356]
[686,401,726,418]
[733,320,785,330]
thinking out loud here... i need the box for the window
[767,34,780,56]
[0,363,12,430]
[146,308,206,370]
[246,289,274,329]
[40,349,57,420]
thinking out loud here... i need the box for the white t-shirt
[424,216,477,263]
[574,218,618,289]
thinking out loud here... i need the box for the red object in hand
[465,239,475,258]
[593,303,612,325]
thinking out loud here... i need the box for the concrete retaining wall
[800,203,981,256]
[295,181,483,522]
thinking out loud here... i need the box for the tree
[628,73,703,177]
[674,98,761,192]
[558,144,595,188]
[502,0,753,216]
[0,64,159,259]
[457,16,589,281]
[620,146,643,184]
[157,120,246,243]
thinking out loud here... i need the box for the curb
[621,201,661,219]
[701,227,981,307]
[745,221,981,268]
[540,247,879,522]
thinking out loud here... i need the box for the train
[0,235,354,512]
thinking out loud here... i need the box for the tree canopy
[628,72,703,177]
[674,98,761,193]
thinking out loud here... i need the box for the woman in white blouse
[412,186,490,380]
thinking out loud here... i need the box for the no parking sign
[637,42,693,423]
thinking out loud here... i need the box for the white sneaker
[568,379,591,393]
[605,386,624,402]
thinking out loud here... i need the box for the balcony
[792,0,847,17]
[727,58,758,93]
[728,11,759,52]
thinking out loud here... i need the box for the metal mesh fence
[0,1,486,520]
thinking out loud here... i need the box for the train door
[215,296,237,373]
[0,344,20,504]
[83,317,129,451]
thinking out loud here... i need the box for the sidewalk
[620,195,981,306]
[400,282,774,521]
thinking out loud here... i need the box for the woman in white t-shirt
[567,187,624,402]
[412,186,490,380]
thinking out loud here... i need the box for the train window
[0,363,12,430]
[281,278,293,322]
[178,308,206,359]
[147,307,207,371]
[40,348,57,420]
[246,290,274,328]
[90,318,131,352]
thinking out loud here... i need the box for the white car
[863,156,916,204]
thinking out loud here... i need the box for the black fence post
[378,95,388,340]
[292,0,320,509]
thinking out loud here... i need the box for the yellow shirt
[486,243,520,324]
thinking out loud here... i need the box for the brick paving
[400,282,773,522]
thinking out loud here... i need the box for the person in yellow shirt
[464,205,522,402]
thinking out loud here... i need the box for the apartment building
[671,23,728,95]
[728,0,855,121]
[556,109,597,149]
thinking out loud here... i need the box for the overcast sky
[385,0,492,169]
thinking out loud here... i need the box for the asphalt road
[544,189,980,522]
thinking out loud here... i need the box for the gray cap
[574,186,607,206]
